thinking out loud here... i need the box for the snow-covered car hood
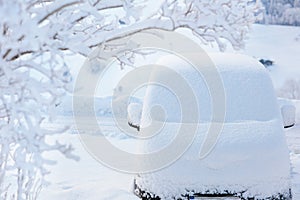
[136,119,291,199]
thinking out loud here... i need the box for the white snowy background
[36,24,300,200]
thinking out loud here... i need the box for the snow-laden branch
[51,0,261,56]
[0,0,261,199]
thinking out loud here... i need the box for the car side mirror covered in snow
[278,98,296,128]
[127,103,142,131]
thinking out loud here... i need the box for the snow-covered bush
[277,79,300,100]
[282,7,300,26]
[0,1,80,199]
[259,0,300,26]
[260,0,291,24]
[0,0,261,199]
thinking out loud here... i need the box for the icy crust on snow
[136,120,291,199]
[140,53,281,127]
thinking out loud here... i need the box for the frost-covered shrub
[281,7,300,26]
[0,1,79,199]
[277,79,300,99]
[259,0,300,26]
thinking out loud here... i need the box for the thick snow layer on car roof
[140,53,281,126]
[208,53,266,72]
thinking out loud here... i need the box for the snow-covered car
[127,53,292,200]
[278,98,296,128]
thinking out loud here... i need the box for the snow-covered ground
[40,24,300,199]
[286,100,300,199]
[241,24,300,90]
[39,117,139,200]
